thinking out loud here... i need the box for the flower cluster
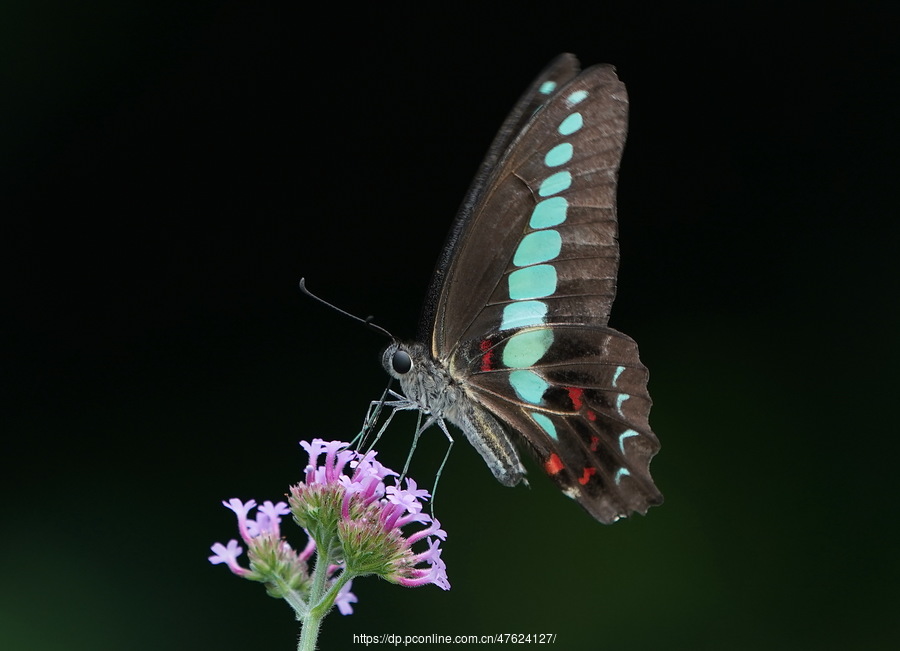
[209,439,449,634]
[290,439,449,591]
[208,498,348,606]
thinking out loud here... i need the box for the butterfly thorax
[382,340,527,487]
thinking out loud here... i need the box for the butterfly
[375,54,662,524]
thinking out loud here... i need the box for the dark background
[3,2,898,649]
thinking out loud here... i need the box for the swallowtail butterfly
[378,54,662,523]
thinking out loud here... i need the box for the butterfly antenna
[299,278,394,339]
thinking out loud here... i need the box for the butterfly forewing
[418,54,582,343]
[432,65,627,359]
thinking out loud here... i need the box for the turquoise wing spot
[502,328,554,368]
[618,429,639,453]
[612,365,625,387]
[616,393,629,418]
[509,369,549,404]
[508,264,557,299]
[500,300,548,330]
[539,80,557,94]
[614,467,631,485]
[558,112,583,135]
[566,89,588,105]
[530,197,568,228]
[538,171,572,197]
[513,230,562,266]
[544,142,573,167]
[531,412,559,440]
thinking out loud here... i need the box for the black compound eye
[391,350,412,374]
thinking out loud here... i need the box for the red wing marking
[567,387,584,410]
[479,339,494,372]
[578,467,597,485]
[543,453,564,476]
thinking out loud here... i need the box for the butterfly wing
[429,61,626,354]
[424,56,662,522]
[453,326,661,523]
[418,53,581,342]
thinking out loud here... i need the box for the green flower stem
[308,546,332,609]
[282,586,308,620]
[298,545,353,651]
[298,605,322,651]
[310,570,352,619]
[298,549,329,651]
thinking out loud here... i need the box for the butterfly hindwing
[453,325,661,523]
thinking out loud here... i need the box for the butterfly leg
[398,413,455,514]
[354,377,399,449]
[398,410,426,482]
[359,390,424,460]
[428,418,455,515]
[359,394,407,453]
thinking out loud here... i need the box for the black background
[4,2,898,649]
